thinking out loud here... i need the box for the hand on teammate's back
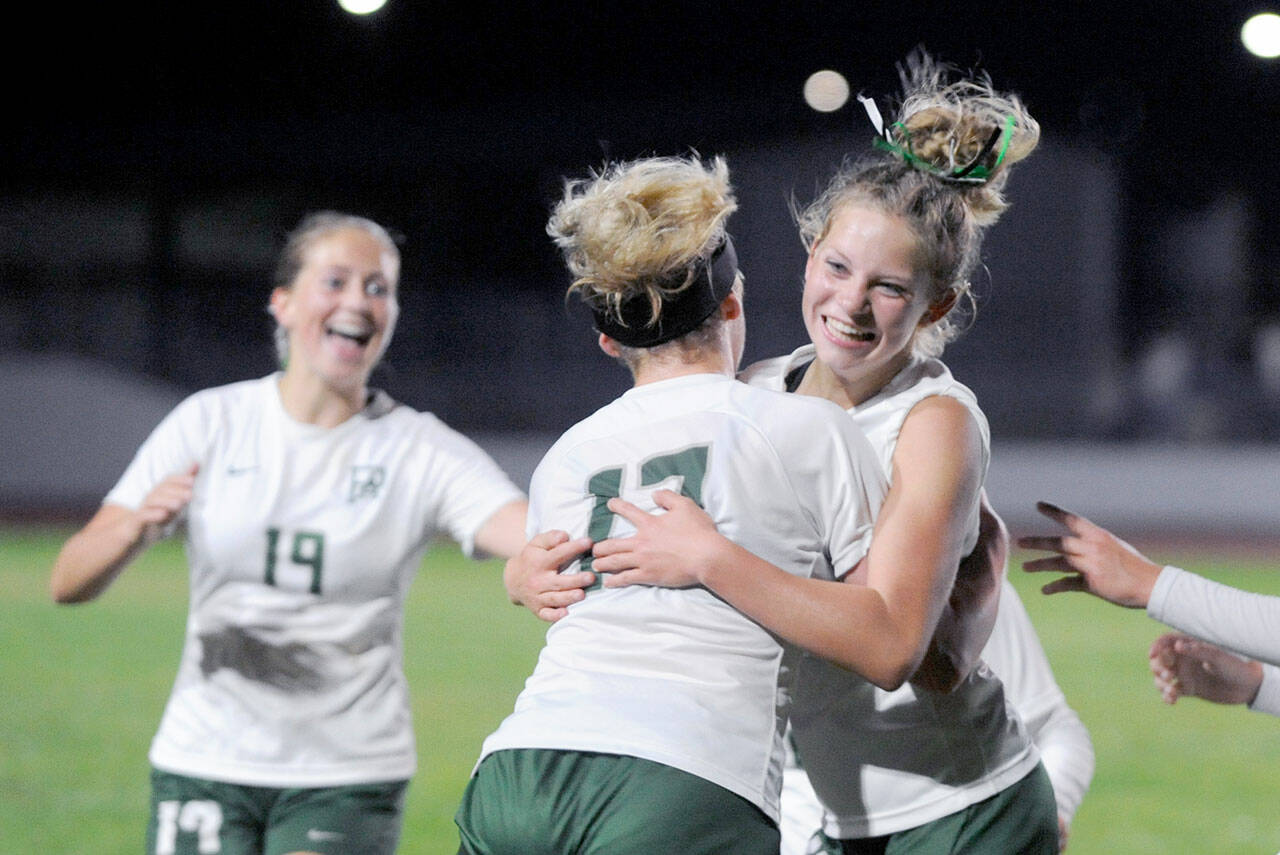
[503,530,593,622]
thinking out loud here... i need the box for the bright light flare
[339,0,388,15]
[1242,12,1280,58]
[803,70,850,113]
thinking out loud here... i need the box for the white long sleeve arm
[982,582,1094,822]
[1148,566,1280,716]
[1015,689,1095,822]
[1148,566,1280,666]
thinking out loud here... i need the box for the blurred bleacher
[6,133,1280,544]
[7,353,1280,548]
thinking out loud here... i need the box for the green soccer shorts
[828,762,1059,855]
[147,767,407,855]
[454,748,780,855]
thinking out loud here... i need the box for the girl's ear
[719,289,743,321]
[269,287,291,325]
[597,333,622,358]
[921,288,959,325]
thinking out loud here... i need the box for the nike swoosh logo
[227,464,259,476]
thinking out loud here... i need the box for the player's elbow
[867,666,911,692]
[822,617,925,689]
[50,562,73,603]
[49,561,103,604]
[50,575,92,604]
[855,650,918,691]
[888,656,922,691]
[50,578,90,604]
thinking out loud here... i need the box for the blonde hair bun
[548,155,737,326]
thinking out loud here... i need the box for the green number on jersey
[640,445,708,506]
[579,468,623,587]
[264,528,326,594]
[579,445,710,591]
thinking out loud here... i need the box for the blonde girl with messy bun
[796,51,1039,365]
[582,53,1076,853]
[458,155,893,854]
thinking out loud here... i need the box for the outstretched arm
[1020,503,1280,670]
[472,499,531,560]
[51,463,198,603]
[1017,501,1162,608]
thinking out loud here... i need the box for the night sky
[7,0,1278,425]
[13,0,1277,208]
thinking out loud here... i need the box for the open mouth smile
[325,322,373,348]
[824,315,875,343]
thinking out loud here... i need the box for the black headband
[592,236,739,348]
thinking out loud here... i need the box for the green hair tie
[862,95,1016,185]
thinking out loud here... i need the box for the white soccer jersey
[743,345,1040,839]
[105,374,523,788]
[477,372,886,822]
[778,580,1094,854]
[980,581,1094,824]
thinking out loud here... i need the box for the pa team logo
[348,465,386,502]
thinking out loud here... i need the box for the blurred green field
[2,526,1278,853]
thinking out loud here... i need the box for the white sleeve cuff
[1249,663,1280,717]
[1145,565,1182,621]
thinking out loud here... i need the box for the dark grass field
[2,526,1278,853]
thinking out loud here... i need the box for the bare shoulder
[900,394,981,440]
[895,395,984,481]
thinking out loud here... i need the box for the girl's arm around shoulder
[593,487,917,689]
[866,394,987,688]
[910,490,1007,692]
[590,396,983,690]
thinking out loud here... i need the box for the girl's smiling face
[802,204,947,401]
[270,226,400,394]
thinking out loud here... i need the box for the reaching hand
[1017,501,1163,608]
[591,489,724,589]
[503,530,594,622]
[1148,633,1264,707]
[137,463,200,543]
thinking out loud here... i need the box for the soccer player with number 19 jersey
[106,375,521,789]
[51,213,527,855]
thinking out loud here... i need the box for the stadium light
[803,70,850,113]
[1242,12,1280,58]
[338,0,388,14]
